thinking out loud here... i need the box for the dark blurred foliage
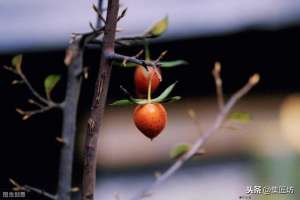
[0,25,299,198]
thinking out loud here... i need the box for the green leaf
[111,95,180,106]
[110,98,148,106]
[44,74,61,98]
[152,81,177,103]
[110,99,135,106]
[228,112,251,123]
[162,96,181,103]
[160,60,188,68]
[145,16,168,37]
[11,54,23,73]
[170,144,190,159]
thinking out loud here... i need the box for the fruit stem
[144,39,151,61]
[147,72,153,102]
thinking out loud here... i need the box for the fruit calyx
[110,81,180,106]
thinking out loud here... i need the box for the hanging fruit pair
[131,43,168,139]
[132,59,166,139]
[112,46,186,139]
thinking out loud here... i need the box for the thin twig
[93,3,106,24]
[16,105,58,120]
[23,185,57,200]
[154,50,168,64]
[134,49,144,59]
[212,62,224,111]
[19,72,51,105]
[3,65,18,74]
[72,25,105,49]
[3,63,61,119]
[106,52,159,67]
[130,73,260,200]
[11,79,24,85]
[3,65,52,106]
[107,51,163,82]
[89,22,97,32]
[117,8,127,21]
[9,178,56,200]
[28,99,45,108]
[121,50,144,66]
[120,85,135,101]
[82,27,105,47]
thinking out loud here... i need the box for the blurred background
[1,0,300,199]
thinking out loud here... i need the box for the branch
[28,98,45,108]
[106,52,159,67]
[117,8,128,22]
[16,104,60,120]
[212,62,224,111]
[88,34,155,48]
[93,3,106,24]
[120,50,143,66]
[82,0,120,200]
[107,52,163,81]
[3,65,56,107]
[130,73,260,200]
[5,3,105,200]
[9,178,56,200]
[71,26,105,50]
[120,85,134,100]
[71,8,107,50]
[154,50,167,63]
[57,32,84,200]
[3,61,62,121]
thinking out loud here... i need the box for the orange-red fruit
[133,103,167,139]
[134,65,161,97]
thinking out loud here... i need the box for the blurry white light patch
[280,94,300,153]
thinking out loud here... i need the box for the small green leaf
[110,98,148,106]
[170,144,190,159]
[44,74,61,98]
[11,54,23,73]
[152,81,177,103]
[145,16,168,37]
[160,60,188,68]
[228,112,251,123]
[162,96,181,103]
[110,99,134,106]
